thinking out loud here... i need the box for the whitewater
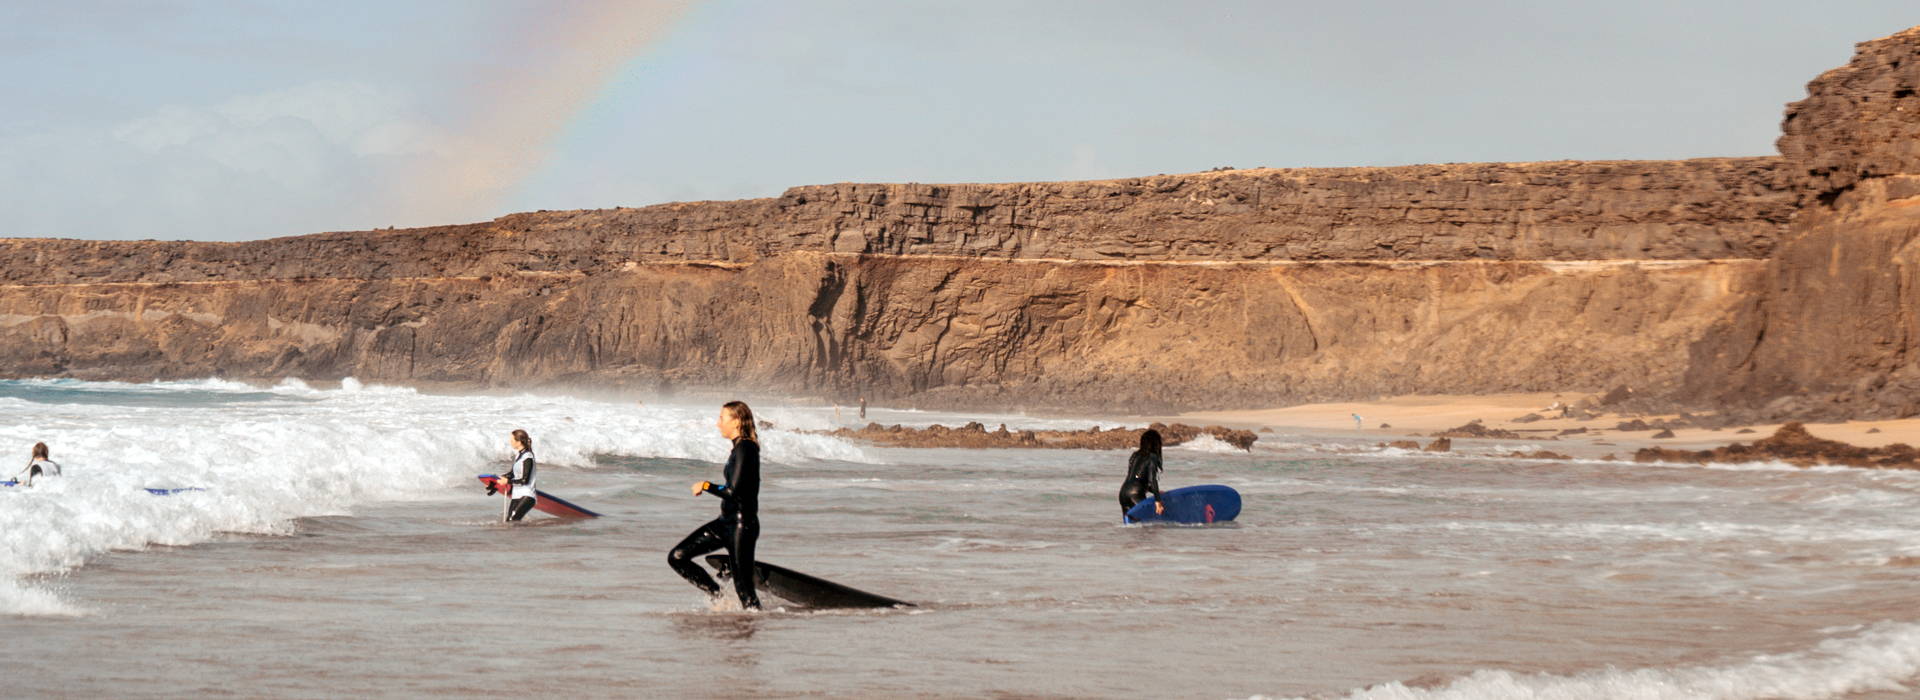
[8,378,1920,698]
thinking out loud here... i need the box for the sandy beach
[1177,391,1920,459]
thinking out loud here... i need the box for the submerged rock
[1431,420,1521,439]
[1502,450,1572,460]
[817,421,1257,451]
[1633,422,1920,469]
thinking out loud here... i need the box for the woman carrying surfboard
[1118,429,1165,521]
[668,401,762,609]
[500,429,537,522]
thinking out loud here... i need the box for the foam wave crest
[1294,620,1920,700]
[0,378,866,615]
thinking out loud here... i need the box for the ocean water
[7,380,1920,698]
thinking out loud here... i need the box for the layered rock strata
[1682,27,1920,419]
[32,25,1920,414]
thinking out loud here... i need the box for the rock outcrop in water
[1634,423,1920,470]
[12,26,1920,416]
[815,421,1256,450]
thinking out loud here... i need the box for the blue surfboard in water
[3,481,199,493]
[1126,484,1241,524]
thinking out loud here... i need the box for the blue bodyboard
[145,487,206,495]
[1126,484,1241,524]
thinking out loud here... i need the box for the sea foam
[1273,619,1920,700]
[0,378,866,615]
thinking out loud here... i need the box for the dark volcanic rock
[1502,450,1573,460]
[818,421,1256,451]
[1651,429,1676,439]
[1423,437,1452,453]
[1432,420,1522,439]
[1633,422,1920,469]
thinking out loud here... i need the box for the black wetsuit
[668,438,761,609]
[1118,449,1163,517]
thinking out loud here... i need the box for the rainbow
[407,0,695,224]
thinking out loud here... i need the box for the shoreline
[1170,392,1920,461]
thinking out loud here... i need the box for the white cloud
[0,80,471,240]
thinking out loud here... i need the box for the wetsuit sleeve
[1147,454,1163,498]
[706,444,741,502]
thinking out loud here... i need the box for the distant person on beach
[1118,429,1165,521]
[1352,413,1364,430]
[669,400,762,609]
[859,396,867,420]
[12,442,60,486]
[497,430,537,522]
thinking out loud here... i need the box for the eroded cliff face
[1683,27,1920,419]
[0,252,1762,412]
[0,158,1790,289]
[38,25,1920,412]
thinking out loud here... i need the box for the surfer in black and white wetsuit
[12,442,61,487]
[500,429,537,522]
[1118,429,1165,521]
[668,400,762,609]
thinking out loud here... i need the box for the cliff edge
[12,27,1920,415]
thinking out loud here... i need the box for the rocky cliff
[20,26,1920,414]
[1682,26,1920,419]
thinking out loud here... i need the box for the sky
[1,1,1914,241]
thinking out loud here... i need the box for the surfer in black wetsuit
[500,429,537,522]
[668,400,762,609]
[1118,429,1165,521]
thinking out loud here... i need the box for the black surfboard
[705,555,914,609]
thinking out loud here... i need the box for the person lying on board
[9,442,62,487]
[496,429,537,522]
[1119,429,1165,522]
[668,400,763,610]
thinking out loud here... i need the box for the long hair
[723,401,758,443]
[30,442,48,461]
[511,429,532,453]
[1138,429,1162,456]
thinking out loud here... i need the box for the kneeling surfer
[12,442,60,487]
[668,401,761,609]
[499,429,537,522]
[1118,429,1165,522]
